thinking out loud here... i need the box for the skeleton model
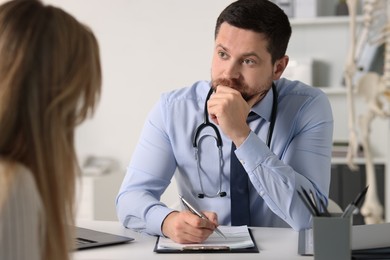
[344,0,389,224]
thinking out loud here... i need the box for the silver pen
[179,195,226,239]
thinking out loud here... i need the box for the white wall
[40,1,235,216]
[42,0,344,170]
[44,0,234,171]
[23,1,385,219]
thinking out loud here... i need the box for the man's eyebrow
[242,52,260,59]
[215,44,260,59]
[215,43,228,51]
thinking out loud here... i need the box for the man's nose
[223,61,240,79]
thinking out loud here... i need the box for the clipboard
[153,228,259,254]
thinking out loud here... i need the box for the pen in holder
[313,213,352,260]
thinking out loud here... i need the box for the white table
[73,220,312,260]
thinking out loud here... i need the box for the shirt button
[239,159,245,165]
[260,191,265,196]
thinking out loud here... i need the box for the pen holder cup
[313,214,352,260]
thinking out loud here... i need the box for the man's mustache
[212,78,244,91]
[212,78,252,101]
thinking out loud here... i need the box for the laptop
[75,227,134,250]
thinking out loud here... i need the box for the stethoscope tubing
[192,83,278,198]
[192,88,222,148]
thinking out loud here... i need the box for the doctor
[116,0,333,244]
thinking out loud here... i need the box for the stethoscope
[192,83,278,198]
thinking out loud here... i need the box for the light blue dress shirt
[116,78,333,236]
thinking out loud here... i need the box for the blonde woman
[0,1,101,260]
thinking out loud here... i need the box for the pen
[341,185,369,218]
[179,195,226,239]
[309,189,319,212]
[318,197,331,217]
[300,187,321,216]
[297,190,317,216]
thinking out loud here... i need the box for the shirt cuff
[145,205,176,237]
[234,131,273,172]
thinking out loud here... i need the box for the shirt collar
[250,85,275,122]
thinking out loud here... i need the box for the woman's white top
[0,163,44,260]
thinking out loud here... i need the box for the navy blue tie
[230,112,259,226]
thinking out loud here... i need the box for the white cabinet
[76,171,123,221]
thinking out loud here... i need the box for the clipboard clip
[182,246,230,251]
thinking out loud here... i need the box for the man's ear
[272,55,289,80]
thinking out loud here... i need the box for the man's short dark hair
[215,0,292,64]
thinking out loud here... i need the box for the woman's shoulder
[0,159,44,227]
[0,160,40,207]
[0,161,44,260]
[0,160,36,189]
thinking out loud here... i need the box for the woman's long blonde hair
[0,0,101,259]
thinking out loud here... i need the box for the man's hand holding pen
[161,210,219,244]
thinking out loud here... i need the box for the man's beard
[211,78,272,102]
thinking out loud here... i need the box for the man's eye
[218,51,228,59]
[243,59,255,65]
